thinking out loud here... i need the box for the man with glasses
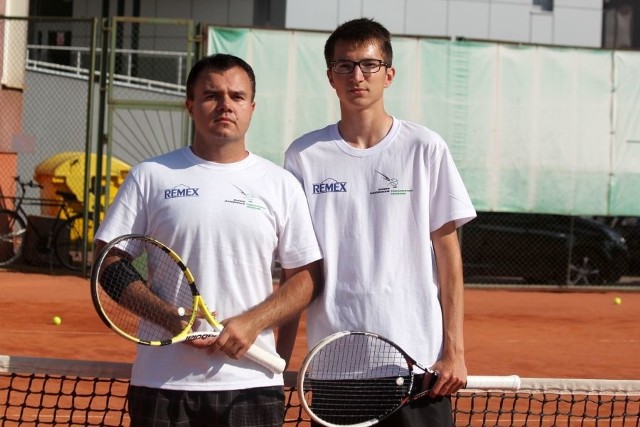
[284,18,476,426]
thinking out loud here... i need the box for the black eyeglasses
[329,59,390,74]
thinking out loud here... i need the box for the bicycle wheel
[53,214,95,271]
[0,209,27,266]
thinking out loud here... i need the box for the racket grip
[465,375,521,390]
[245,344,286,374]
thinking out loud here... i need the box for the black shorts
[308,373,453,427]
[310,394,453,427]
[127,384,285,427]
[378,395,453,427]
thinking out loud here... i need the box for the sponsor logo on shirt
[225,185,266,211]
[164,184,200,199]
[370,170,413,196]
[312,178,347,194]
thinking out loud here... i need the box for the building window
[533,0,554,12]
[603,0,638,49]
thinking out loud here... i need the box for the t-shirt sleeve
[94,169,148,243]
[283,145,303,185]
[429,142,477,232]
[276,175,322,269]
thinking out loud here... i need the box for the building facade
[27,0,640,50]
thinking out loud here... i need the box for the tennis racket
[298,331,520,426]
[90,234,286,374]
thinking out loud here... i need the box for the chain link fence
[0,17,97,272]
[0,16,195,274]
[460,212,640,286]
[103,16,194,169]
[0,16,637,285]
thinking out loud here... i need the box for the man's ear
[384,66,396,88]
[327,69,336,88]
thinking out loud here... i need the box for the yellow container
[34,152,130,217]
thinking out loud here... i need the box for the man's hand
[206,314,262,359]
[428,356,467,397]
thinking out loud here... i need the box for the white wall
[285,0,604,48]
[71,0,604,48]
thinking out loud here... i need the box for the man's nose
[349,65,365,79]
[217,96,232,110]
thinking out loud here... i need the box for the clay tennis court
[1,268,638,378]
[1,268,640,426]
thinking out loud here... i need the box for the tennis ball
[52,316,62,325]
[614,297,622,305]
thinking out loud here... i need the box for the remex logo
[313,178,347,194]
[164,184,200,199]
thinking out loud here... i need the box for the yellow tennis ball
[52,316,62,325]
[614,297,622,305]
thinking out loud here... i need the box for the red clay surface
[1,268,639,380]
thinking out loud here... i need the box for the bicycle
[0,176,95,271]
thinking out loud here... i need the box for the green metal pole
[93,1,110,235]
[81,17,98,277]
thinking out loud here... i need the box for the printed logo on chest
[164,184,200,199]
[312,178,347,194]
[224,185,267,211]
[370,170,413,196]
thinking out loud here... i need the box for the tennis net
[2,354,639,426]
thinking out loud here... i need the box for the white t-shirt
[284,118,476,368]
[95,147,322,391]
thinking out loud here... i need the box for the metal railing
[26,44,187,95]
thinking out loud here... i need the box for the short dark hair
[324,18,393,69]
[186,53,256,101]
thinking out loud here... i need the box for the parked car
[460,212,629,285]
[609,217,640,275]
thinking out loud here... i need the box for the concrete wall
[284,0,603,48]
[70,0,604,48]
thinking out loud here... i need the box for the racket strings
[302,334,411,425]
[96,237,194,343]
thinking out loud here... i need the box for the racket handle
[465,375,521,390]
[245,344,286,374]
